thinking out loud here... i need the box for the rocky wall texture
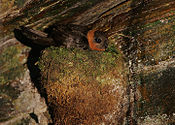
[0,0,175,124]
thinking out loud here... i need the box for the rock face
[1,0,175,124]
[0,68,49,124]
[38,47,128,124]
[137,59,175,124]
[0,44,50,124]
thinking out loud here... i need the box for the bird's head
[87,29,108,51]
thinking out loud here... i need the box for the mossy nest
[38,46,128,124]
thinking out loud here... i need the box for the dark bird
[14,24,108,51]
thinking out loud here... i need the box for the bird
[14,24,108,51]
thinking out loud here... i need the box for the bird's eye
[95,38,102,43]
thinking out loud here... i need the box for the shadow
[14,28,53,123]
[29,112,39,123]
[14,28,45,94]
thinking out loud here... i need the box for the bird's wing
[14,26,54,47]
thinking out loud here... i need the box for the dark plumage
[14,24,108,51]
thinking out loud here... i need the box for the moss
[0,66,24,85]
[39,45,120,84]
[38,45,126,124]
[0,45,25,85]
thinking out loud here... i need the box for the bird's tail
[14,26,54,48]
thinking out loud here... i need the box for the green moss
[38,45,126,125]
[0,66,24,85]
[0,45,25,85]
[39,45,120,85]
[0,46,18,67]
